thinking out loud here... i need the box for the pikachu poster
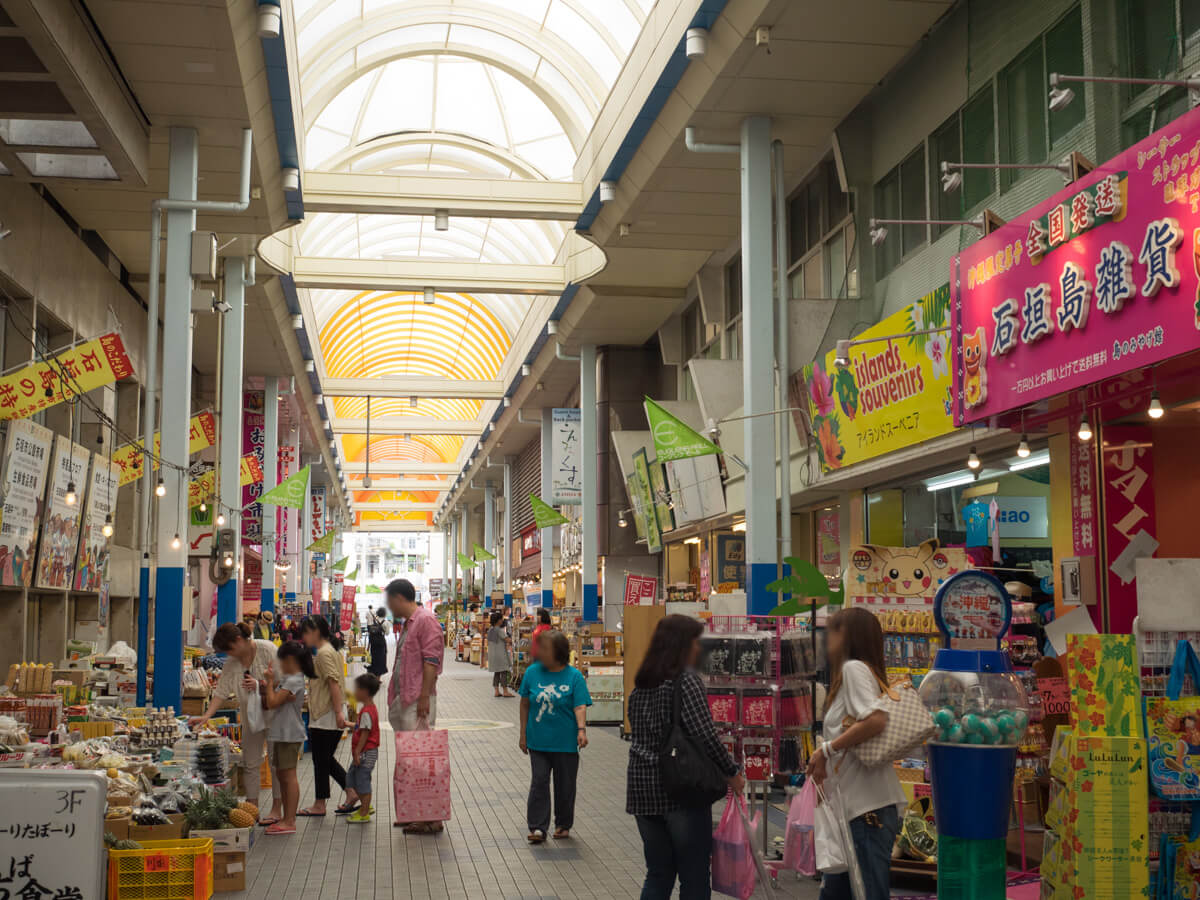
[846,539,971,610]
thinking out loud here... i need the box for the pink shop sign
[952,108,1200,425]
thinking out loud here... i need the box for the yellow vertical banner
[0,332,134,420]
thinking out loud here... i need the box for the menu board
[0,420,53,586]
[74,453,120,592]
[36,436,90,589]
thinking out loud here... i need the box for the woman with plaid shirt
[626,615,745,900]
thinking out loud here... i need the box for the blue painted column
[540,407,554,609]
[502,457,513,607]
[740,116,779,616]
[261,378,278,613]
[483,482,495,606]
[153,127,198,711]
[580,345,599,623]
[216,257,245,627]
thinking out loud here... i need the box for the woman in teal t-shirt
[518,629,592,843]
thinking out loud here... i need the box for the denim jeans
[635,806,715,900]
[818,804,900,900]
[527,750,579,833]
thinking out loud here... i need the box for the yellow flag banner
[113,411,217,486]
[0,332,134,421]
[188,453,263,509]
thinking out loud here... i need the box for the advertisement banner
[74,454,120,592]
[113,410,217,486]
[309,485,326,546]
[36,437,90,589]
[804,284,954,472]
[343,583,356,610]
[243,554,261,606]
[1070,418,1099,556]
[665,455,726,527]
[187,453,262,510]
[551,408,581,504]
[0,332,133,421]
[644,396,720,460]
[623,574,658,605]
[846,540,970,610]
[953,108,1200,424]
[631,449,662,554]
[242,391,265,542]
[530,494,567,529]
[715,533,746,589]
[262,463,308,509]
[817,508,840,574]
[0,420,53,586]
[1100,426,1157,635]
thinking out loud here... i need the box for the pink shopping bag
[394,728,452,822]
[711,795,758,900]
[783,780,817,876]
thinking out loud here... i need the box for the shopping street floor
[225,652,824,899]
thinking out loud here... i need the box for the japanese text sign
[0,420,52,587]
[953,108,1200,424]
[623,573,658,605]
[187,453,262,509]
[242,390,265,542]
[551,408,581,505]
[36,437,89,590]
[0,332,132,421]
[805,285,954,471]
[309,486,326,546]
[112,411,216,487]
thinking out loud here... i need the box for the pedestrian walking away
[519,630,591,843]
[487,610,515,697]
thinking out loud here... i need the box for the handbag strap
[1167,640,1200,700]
[660,677,685,754]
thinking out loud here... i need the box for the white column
[580,345,598,622]
[216,257,245,626]
[502,459,513,607]
[449,514,458,603]
[741,116,778,616]
[483,482,495,604]
[540,407,553,609]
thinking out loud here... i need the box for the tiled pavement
[229,651,822,899]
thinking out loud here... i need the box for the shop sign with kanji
[952,107,1200,424]
[0,332,133,421]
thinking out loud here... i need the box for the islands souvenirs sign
[953,107,1200,424]
[804,285,954,473]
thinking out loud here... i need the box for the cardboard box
[53,669,88,687]
[190,825,252,852]
[128,812,186,843]
[180,697,208,716]
[105,815,130,843]
[213,850,246,893]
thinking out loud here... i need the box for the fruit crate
[107,838,214,899]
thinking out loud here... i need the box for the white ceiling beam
[352,523,433,532]
[303,171,585,221]
[344,461,459,475]
[332,417,482,436]
[350,501,440,512]
[292,255,566,295]
[345,477,451,490]
[324,376,504,400]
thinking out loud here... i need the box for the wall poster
[0,419,53,586]
[551,408,581,504]
[36,436,90,589]
[74,453,120,592]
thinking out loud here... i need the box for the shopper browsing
[257,641,313,835]
[518,630,591,843]
[385,577,446,834]
[488,610,515,698]
[626,615,744,900]
[345,673,382,824]
[297,615,350,817]
[531,608,552,652]
[805,607,906,900]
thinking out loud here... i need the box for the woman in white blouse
[806,608,906,900]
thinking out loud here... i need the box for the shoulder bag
[659,677,729,806]
[847,674,936,768]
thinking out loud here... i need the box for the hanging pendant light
[216,512,226,527]
[102,514,114,538]
[966,447,981,469]
[1016,435,1031,458]
[155,478,166,497]
[171,533,182,550]
[1078,414,1093,442]
[65,481,77,506]
[1148,390,1165,419]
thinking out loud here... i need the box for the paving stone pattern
[229,649,821,899]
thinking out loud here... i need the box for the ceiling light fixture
[171,533,182,550]
[65,481,77,506]
[521,364,531,376]
[684,536,701,545]
[1017,435,1031,458]
[290,313,303,329]
[102,514,114,538]
[256,0,282,38]
[599,180,617,203]
[1148,390,1165,419]
[1078,413,1093,442]
[199,501,207,513]
[434,209,449,231]
[304,360,315,373]
[1048,71,1200,113]
[423,286,435,305]
[155,478,166,498]
[967,446,981,469]
[503,397,511,408]
[732,521,746,532]
[216,512,226,526]
[410,396,418,408]
[281,167,299,191]
[685,27,708,59]
[546,320,558,335]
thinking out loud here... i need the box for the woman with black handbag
[627,615,745,900]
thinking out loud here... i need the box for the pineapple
[227,808,255,829]
[237,801,259,819]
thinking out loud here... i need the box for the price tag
[144,853,171,873]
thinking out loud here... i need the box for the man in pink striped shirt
[386,578,445,833]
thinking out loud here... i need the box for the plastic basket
[107,838,213,900]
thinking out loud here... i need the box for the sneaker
[347,811,372,824]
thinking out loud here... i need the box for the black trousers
[309,727,346,801]
[527,749,579,833]
[492,670,509,688]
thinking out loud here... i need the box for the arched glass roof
[292,0,649,524]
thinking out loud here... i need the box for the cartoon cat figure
[962,327,988,409]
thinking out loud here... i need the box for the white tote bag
[813,782,867,900]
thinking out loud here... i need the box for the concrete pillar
[483,482,495,605]
[740,116,779,616]
[540,407,553,609]
[581,345,598,622]
[449,514,458,604]
[503,459,513,607]
[261,378,278,613]
[442,523,450,603]
[152,127,198,711]
[216,258,245,628]
[459,507,468,597]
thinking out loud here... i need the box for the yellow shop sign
[803,284,954,473]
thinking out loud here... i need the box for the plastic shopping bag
[243,691,266,734]
[783,780,817,876]
[711,795,758,900]
[814,782,867,900]
[394,728,452,823]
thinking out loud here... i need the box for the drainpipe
[555,343,580,361]
[685,127,739,155]
[773,140,791,596]
[138,127,252,705]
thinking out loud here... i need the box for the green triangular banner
[307,529,334,554]
[472,542,496,562]
[643,397,720,461]
[457,551,478,570]
[256,465,310,509]
[530,494,568,528]
[332,556,350,572]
